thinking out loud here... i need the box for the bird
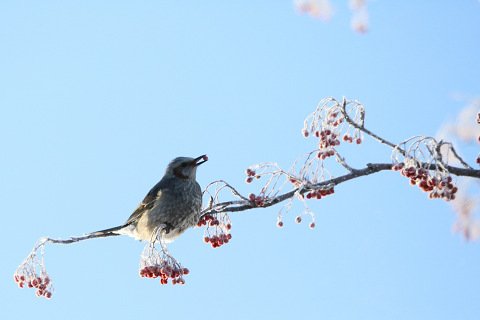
[86,155,208,243]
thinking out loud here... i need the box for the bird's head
[166,155,208,180]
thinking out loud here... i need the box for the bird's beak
[193,154,208,166]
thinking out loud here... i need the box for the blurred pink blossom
[451,185,480,241]
[294,0,334,21]
[349,0,369,33]
[294,0,369,34]
[437,98,480,241]
[437,99,480,143]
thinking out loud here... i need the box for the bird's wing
[125,178,168,225]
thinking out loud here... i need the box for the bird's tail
[86,223,131,239]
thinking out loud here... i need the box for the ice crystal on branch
[13,238,54,299]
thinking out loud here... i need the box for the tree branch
[202,163,480,216]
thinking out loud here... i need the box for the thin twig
[340,98,407,155]
[437,141,474,170]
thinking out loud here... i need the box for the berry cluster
[199,213,232,249]
[318,109,345,128]
[315,129,340,159]
[204,233,232,248]
[343,134,362,144]
[245,168,260,183]
[248,193,270,207]
[139,240,190,285]
[304,186,335,199]
[315,129,336,141]
[197,213,219,227]
[393,163,458,201]
[277,212,316,229]
[14,240,54,299]
[302,102,364,161]
[294,215,316,229]
[13,272,53,299]
[139,262,189,285]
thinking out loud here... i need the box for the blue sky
[1,1,480,319]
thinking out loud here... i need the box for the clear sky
[1,1,480,320]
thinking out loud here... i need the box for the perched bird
[89,155,208,243]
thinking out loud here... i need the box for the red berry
[277,220,284,228]
[309,222,316,229]
[245,177,253,183]
[295,216,302,224]
[356,138,362,144]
